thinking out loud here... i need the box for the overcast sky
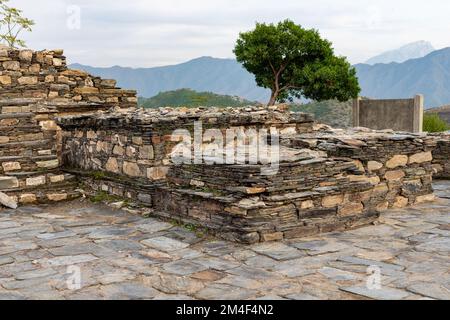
[9,0,450,67]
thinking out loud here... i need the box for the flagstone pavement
[0,181,449,300]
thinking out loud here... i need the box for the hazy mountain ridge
[71,45,450,108]
[355,47,450,107]
[70,57,270,102]
[365,41,435,65]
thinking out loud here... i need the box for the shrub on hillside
[423,113,449,132]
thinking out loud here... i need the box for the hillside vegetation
[139,89,353,128]
[290,100,353,128]
[139,89,257,108]
[423,113,449,132]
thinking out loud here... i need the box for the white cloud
[8,0,450,67]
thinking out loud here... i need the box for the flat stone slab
[141,236,190,252]
[406,282,450,300]
[251,242,305,261]
[0,180,448,300]
[340,286,412,300]
[41,254,98,267]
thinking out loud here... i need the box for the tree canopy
[234,20,360,105]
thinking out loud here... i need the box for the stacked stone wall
[431,133,450,179]
[284,129,437,209]
[0,47,137,206]
[58,107,440,243]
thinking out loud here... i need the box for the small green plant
[423,113,449,133]
[90,171,107,180]
[169,219,207,238]
[0,0,35,48]
[90,190,130,206]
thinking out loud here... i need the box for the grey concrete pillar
[413,94,424,133]
[352,97,361,128]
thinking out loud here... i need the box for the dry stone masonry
[283,127,437,209]
[0,47,136,207]
[1,46,449,243]
[431,133,450,179]
[58,106,448,243]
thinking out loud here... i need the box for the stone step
[2,187,81,206]
[0,172,77,192]
[0,139,55,150]
[0,112,34,119]
[0,155,58,162]
[0,98,43,106]
[0,125,43,131]
[0,157,59,175]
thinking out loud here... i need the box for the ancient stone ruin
[1,47,450,243]
[0,47,136,206]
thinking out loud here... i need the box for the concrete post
[352,97,361,128]
[413,94,424,133]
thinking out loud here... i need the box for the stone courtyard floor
[0,181,449,300]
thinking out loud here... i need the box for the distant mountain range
[365,41,435,65]
[70,57,270,102]
[71,43,450,108]
[355,47,450,107]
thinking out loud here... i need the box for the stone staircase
[0,110,79,205]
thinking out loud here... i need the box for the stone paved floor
[0,181,449,300]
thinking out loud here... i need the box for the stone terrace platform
[0,181,448,300]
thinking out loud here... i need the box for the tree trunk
[268,90,278,106]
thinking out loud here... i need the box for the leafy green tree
[423,113,449,133]
[0,0,34,48]
[234,20,360,106]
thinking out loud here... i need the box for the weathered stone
[18,76,38,85]
[322,195,344,208]
[340,286,411,300]
[36,159,59,169]
[338,202,364,216]
[0,75,11,85]
[0,191,17,209]
[113,145,125,156]
[385,170,405,181]
[47,193,68,201]
[19,194,37,204]
[43,254,98,266]
[132,136,143,145]
[49,175,65,183]
[105,157,120,173]
[74,87,99,94]
[18,50,33,61]
[415,194,436,204]
[123,161,141,177]
[3,60,20,70]
[141,236,190,252]
[26,176,46,187]
[53,58,63,66]
[386,155,408,169]
[0,176,19,189]
[260,232,284,242]
[147,166,168,180]
[2,162,21,172]
[251,242,304,261]
[29,64,41,73]
[139,146,154,159]
[409,152,433,164]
